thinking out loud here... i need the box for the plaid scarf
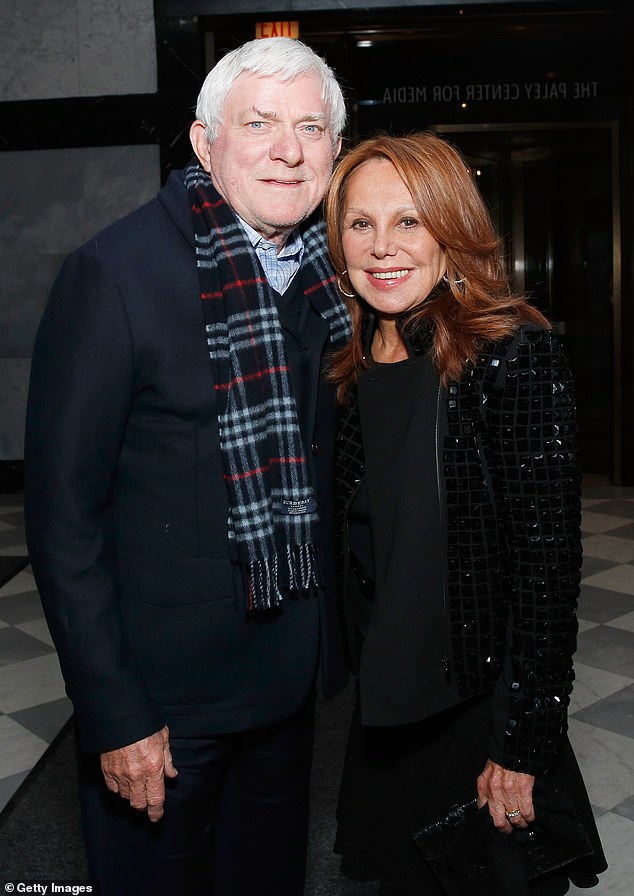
[185,162,351,611]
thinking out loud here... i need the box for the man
[24,37,349,896]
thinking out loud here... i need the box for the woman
[324,133,606,896]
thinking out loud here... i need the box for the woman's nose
[372,228,397,257]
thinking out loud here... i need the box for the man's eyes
[244,121,325,135]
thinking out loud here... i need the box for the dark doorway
[429,125,616,480]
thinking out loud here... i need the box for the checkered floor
[0,497,73,812]
[1,488,633,893]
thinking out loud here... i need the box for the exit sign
[255,21,299,39]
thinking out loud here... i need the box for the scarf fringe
[287,543,320,592]
[248,545,320,611]
[248,554,282,612]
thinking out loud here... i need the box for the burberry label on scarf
[281,498,318,515]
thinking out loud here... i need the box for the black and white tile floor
[1,488,633,893]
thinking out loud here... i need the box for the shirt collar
[237,215,304,260]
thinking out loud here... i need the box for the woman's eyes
[348,217,419,230]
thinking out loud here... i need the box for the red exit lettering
[255,21,299,39]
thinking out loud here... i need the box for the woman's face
[341,158,446,318]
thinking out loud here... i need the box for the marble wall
[0,0,159,463]
[0,0,156,101]
[0,145,160,459]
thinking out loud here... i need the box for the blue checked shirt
[237,216,304,295]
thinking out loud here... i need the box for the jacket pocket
[119,551,234,607]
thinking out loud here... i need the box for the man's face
[193,71,341,246]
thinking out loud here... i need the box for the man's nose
[269,127,304,166]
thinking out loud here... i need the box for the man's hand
[100,725,177,822]
[476,757,535,834]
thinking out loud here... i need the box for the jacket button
[311,443,319,456]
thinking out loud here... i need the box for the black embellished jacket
[335,320,582,776]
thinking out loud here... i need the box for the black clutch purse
[412,779,595,896]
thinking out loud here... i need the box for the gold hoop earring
[337,270,356,298]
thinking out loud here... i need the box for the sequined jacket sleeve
[476,325,581,774]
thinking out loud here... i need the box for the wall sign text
[381,81,599,104]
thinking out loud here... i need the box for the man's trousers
[77,695,316,896]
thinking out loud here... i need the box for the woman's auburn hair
[324,132,549,402]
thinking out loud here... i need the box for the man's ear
[333,134,343,161]
[190,120,211,171]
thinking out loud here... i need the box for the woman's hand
[476,758,535,833]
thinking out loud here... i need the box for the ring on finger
[505,808,521,819]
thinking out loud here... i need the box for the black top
[353,352,462,724]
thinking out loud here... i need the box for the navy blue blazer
[24,170,347,754]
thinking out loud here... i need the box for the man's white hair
[195,37,346,150]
